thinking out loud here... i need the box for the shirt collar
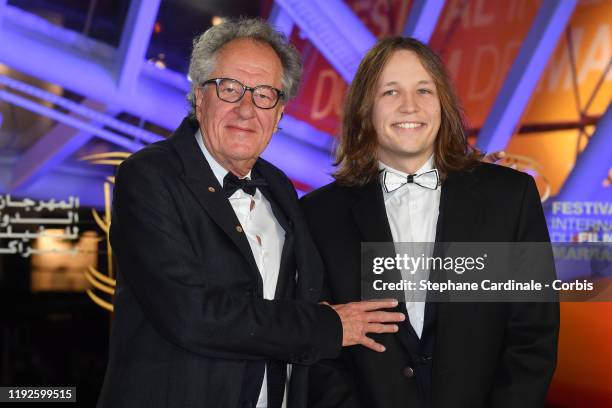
[195,129,252,185]
[378,155,435,178]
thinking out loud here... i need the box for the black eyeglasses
[201,78,285,109]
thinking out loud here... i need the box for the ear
[274,105,285,132]
[275,109,284,127]
[194,87,204,122]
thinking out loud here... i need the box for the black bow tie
[222,172,268,197]
[382,169,439,193]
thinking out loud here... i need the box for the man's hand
[325,300,405,352]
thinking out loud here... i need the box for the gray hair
[187,18,302,117]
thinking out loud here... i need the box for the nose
[235,90,257,119]
[399,92,418,113]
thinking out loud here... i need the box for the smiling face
[195,38,285,176]
[372,49,441,174]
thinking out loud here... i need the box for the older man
[97,19,404,408]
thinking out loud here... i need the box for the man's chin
[227,153,259,165]
[385,147,430,158]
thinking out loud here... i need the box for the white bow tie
[382,169,440,193]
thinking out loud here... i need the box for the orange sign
[525,0,612,123]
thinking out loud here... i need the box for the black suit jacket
[301,163,559,408]
[97,118,342,408]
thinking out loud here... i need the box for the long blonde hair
[334,37,482,186]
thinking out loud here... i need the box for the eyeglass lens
[217,79,278,109]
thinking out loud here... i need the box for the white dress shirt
[196,130,289,407]
[379,156,441,338]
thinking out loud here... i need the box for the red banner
[285,0,413,136]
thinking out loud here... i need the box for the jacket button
[236,225,243,233]
[402,366,414,378]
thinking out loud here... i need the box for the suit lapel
[435,171,481,243]
[431,170,482,383]
[351,180,394,243]
[350,180,421,348]
[169,118,262,289]
[254,161,296,300]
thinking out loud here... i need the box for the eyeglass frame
[200,77,285,109]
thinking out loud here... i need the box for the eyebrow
[380,79,433,87]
